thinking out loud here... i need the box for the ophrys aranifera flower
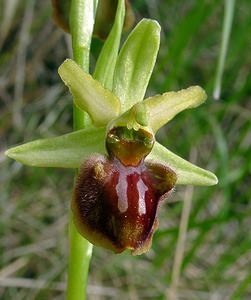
[6,17,217,255]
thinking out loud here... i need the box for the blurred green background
[0,0,251,299]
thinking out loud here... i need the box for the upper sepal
[113,18,160,112]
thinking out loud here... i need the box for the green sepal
[52,0,71,33]
[58,59,121,126]
[144,86,207,132]
[5,127,106,168]
[93,0,125,90]
[113,18,160,112]
[148,142,218,186]
[5,130,218,186]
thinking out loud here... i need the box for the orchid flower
[5,11,217,255]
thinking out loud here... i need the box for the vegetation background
[0,0,250,299]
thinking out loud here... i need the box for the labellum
[72,126,177,255]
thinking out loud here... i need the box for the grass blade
[213,0,236,100]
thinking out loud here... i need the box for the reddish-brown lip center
[101,157,159,250]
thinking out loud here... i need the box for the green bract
[5,10,218,187]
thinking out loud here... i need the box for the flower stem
[70,0,95,129]
[67,216,93,300]
[67,1,96,299]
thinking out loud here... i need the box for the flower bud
[52,0,135,39]
[94,0,135,40]
[51,0,71,33]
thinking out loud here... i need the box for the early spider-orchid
[6,17,217,255]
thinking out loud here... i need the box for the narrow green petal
[58,59,120,126]
[145,86,207,132]
[148,142,218,186]
[5,128,106,168]
[93,0,125,90]
[113,18,160,112]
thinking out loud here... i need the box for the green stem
[67,1,96,299]
[67,215,93,300]
[70,0,94,129]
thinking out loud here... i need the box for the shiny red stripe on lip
[102,158,159,251]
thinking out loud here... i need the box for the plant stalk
[67,1,96,299]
